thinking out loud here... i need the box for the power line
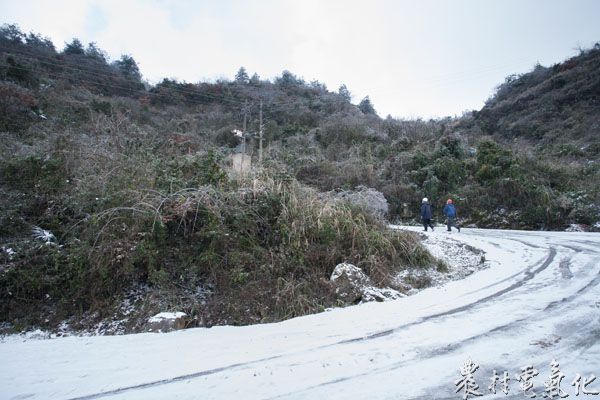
[0,45,374,113]
[0,46,252,106]
[0,45,341,110]
[2,61,351,123]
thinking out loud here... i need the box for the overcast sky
[2,0,600,118]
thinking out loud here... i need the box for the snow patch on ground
[566,223,586,232]
[361,286,405,302]
[0,329,52,342]
[420,231,487,280]
[391,225,488,293]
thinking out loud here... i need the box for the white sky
[1,0,599,118]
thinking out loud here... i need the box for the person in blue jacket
[443,198,461,232]
[420,197,434,231]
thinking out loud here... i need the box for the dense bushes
[0,82,39,131]
[0,155,66,193]
[0,171,434,328]
[0,73,436,328]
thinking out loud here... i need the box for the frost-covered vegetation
[0,24,599,332]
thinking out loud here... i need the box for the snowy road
[2,228,600,400]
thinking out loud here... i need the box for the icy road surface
[1,228,600,400]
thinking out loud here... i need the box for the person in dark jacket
[443,198,461,232]
[420,197,434,231]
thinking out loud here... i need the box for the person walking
[420,197,434,231]
[443,198,461,232]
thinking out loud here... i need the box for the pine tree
[85,42,107,63]
[358,96,377,115]
[249,73,260,85]
[338,84,351,102]
[235,67,249,84]
[25,33,55,53]
[0,24,25,44]
[113,55,141,81]
[276,70,302,87]
[63,38,85,55]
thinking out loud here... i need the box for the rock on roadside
[146,312,187,333]
[330,263,403,303]
[332,186,389,220]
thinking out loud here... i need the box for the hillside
[1,24,599,334]
[474,44,600,152]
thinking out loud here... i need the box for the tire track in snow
[545,260,600,311]
[401,247,556,321]
[267,258,600,400]
[63,357,285,400]
[559,242,600,254]
[63,243,558,400]
[339,246,556,345]
[460,237,549,296]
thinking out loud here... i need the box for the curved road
[1,228,600,400]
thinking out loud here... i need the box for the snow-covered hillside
[1,228,599,400]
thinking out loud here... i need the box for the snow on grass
[31,226,57,245]
[1,246,16,259]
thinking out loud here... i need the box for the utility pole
[259,100,263,164]
[242,100,247,150]
[241,100,247,176]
